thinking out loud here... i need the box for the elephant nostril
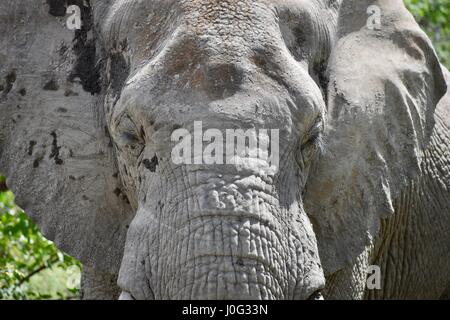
[307,290,324,300]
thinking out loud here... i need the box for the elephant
[0,0,449,300]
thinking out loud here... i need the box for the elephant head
[0,0,446,299]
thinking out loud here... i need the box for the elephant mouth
[120,287,324,301]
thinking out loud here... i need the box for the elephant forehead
[180,0,275,33]
[104,0,274,27]
[102,0,279,51]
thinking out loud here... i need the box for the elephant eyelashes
[295,124,323,172]
[301,118,324,155]
[296,137,319,170]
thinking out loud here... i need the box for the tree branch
[17,256,59,286]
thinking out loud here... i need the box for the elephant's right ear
[0,1,132,274]
[304,0,447,274]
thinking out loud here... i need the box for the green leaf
[0,190,82,299]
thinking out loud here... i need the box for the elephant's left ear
[0,1,132,275]
[304,0,447,274]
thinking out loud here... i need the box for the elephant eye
[116,116,138,140]
[118,131,140,145]
[112,114,145,157]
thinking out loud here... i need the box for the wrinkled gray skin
[0,0,449,300]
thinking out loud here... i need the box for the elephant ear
[0,1,132,273]
[304,0,447,274]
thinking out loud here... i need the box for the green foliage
[0,176,81,300]
[405,0,450,68]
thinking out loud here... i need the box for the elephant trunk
[118,164,324,300]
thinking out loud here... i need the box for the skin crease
[0,0,449,300]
